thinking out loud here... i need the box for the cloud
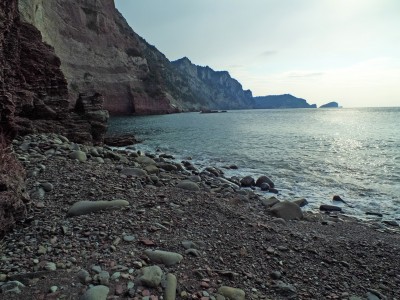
[259,50,277,57]
[285,71,325,78]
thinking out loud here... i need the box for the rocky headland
[253,94,317,109]
[320,102,340,108]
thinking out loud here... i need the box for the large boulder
[67,200,129,217]
[270,201,303,220]
[256,176,275,188]
[139,266,163,287]
[176,180,200,191]
[80,285,109,300]
[144,250,183,266]
[240,176,255,187]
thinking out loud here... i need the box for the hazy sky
[115,0,400,107]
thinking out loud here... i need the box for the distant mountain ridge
[254,94,317,109]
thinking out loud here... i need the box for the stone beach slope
[1,134,399,299]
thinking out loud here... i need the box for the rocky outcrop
[320,101,339,108]
[19,0,177,115]
[169,57,254,110]
[254,94,317,109]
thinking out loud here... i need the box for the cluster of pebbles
[0,133,399,299]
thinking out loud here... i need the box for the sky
[115,0,400,107]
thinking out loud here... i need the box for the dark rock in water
[205,167,223,177]
[269,188,279,194]
[260,183,270,191]
[270,201,303,220]
[333,195,346,203]
[383,220,399,227]
[159,153,175,159]
[255,176,275,188]
[366,212,383,217]
[293,198,308,207]
[229,165,238,169]
[104,134,138,147]
[320,205,342,212]
[158,163,178,172]
[240,176,255,187]
[320,101,339,108]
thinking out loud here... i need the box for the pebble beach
[1,133,399,300]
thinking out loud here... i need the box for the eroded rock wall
[0,0,108,236]
[19,0,176,115]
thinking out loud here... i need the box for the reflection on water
[109,107,400,220]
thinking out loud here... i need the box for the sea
[108,108,400,221]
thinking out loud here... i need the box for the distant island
[320,101,339,108]
[254,94,317,109]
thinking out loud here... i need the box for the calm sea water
[109,108,400,220]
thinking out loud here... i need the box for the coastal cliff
[170,57,254,110]
[18,0,178,115]
[254,94,317,109]
[18,0,255,113]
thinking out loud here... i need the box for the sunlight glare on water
[109,107,400,220]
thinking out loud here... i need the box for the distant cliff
[169,57,254,110]
[254,94,317,109]
[320,102,339,108]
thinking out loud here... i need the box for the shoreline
[111,134,399,225]
[0,133,399,299]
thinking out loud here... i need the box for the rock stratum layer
[19,0,256,113]
[1,0,108,145]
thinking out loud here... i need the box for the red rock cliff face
[0,0,108,235]
[19,0,177,115]
[1,0,108,145]
[0,7,70,139]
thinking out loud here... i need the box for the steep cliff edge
[19,0,176,115]
[169,57,254,110]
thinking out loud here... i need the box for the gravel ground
[0,134,399,300]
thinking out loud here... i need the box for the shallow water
[109,107,400,220]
